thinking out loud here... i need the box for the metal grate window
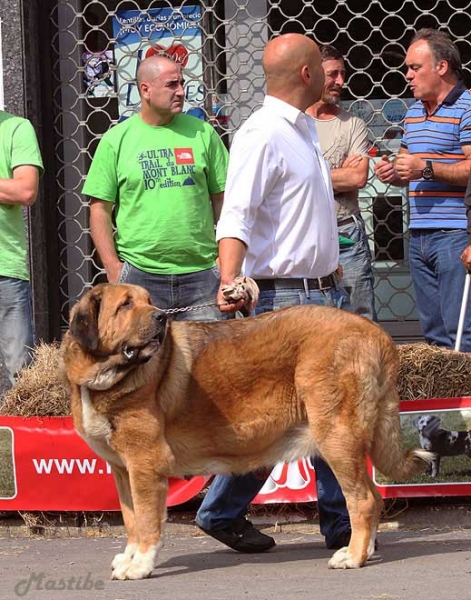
[48,0,471,338]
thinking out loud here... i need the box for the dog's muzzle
[122,310,168,364]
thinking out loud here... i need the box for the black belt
[256,274,338,292]
[337,216,356,226]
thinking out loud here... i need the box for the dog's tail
[369,343,434,481]
[370,396,433,481]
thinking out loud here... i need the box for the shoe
[326,529,352,550]
[326,528,378,551]
[197,518,276,553]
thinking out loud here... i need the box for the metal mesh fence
[49,0,471,336]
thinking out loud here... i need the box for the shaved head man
[262,33,325,111]
[136,55,185,126]
[195,33,354,557]
[83,49,229,338]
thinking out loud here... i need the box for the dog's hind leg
[328,464,379,569]
[311,428,379,569]
[365,474,383,556]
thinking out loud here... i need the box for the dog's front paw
[111,541,138,578]
[111,562,132,580]
[120,560,154,580]
[111,558,153,581]
[111,542,162,580]
[111,554,139,580]
[111,552,132,572]
[111,555,153,581]
[328,547,363,569]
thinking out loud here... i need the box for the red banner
[1,397,470,510]
[0,416,207,510]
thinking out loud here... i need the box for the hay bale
[1,341,471,417]
[0,342,69,416]
[397,343,471,400]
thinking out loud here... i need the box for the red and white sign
[0,417,207,510]
[0,397,469,511]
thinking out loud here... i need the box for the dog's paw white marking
[111,562,132,580]
[111,542,163,581]
[111,542,138,579]
[328,547,362,569]
[111,552,132,570]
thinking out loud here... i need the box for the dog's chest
[419,433,433,451]
[79,385,123,467]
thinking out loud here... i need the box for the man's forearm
[218,237,247,284]
[431,160,471,187]
[90,200,122,281]
[330,155,369,192]
[211,191,224,224]
[330,167,367,192]
[395,151,471,186]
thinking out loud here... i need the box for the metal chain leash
[161,278,256,315]
[163,302,227,315]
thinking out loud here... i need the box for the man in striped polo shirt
[375,28,471,351]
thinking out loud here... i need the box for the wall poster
[112,6,204,120]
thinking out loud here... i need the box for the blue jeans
[338,214,377,321]
[409,229,471,351]
[118,262,228,322]
[0,277,34,384]
[196,283,352,545]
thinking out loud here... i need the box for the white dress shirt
[216,95,339,279]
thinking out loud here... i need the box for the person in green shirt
[0,110,43,384]
[83,54,229,320]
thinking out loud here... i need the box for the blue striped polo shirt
[401,83,471,229]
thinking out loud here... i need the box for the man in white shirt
[195,33,353,553]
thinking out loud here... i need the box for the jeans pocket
[117,261,130,283]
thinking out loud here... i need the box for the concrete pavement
[1,506,471,600]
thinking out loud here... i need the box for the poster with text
[112,6,204,121]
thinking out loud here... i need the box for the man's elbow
[351,168,369,189]
[21,189,38,206]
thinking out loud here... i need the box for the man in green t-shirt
[0,110,43,383]
[83,54,229,320]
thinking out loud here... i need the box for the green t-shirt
[0,111,44,280]
[83,113,228,274]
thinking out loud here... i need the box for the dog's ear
[69,285,105,353]
[423,415,441,435]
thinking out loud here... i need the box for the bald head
[136,54,180,89]
[262,34,324,109]
[136,54,185,126]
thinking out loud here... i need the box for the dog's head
[414,414,441,435]
[61,283,168,390]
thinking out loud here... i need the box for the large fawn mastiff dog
[61,283,431,580]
